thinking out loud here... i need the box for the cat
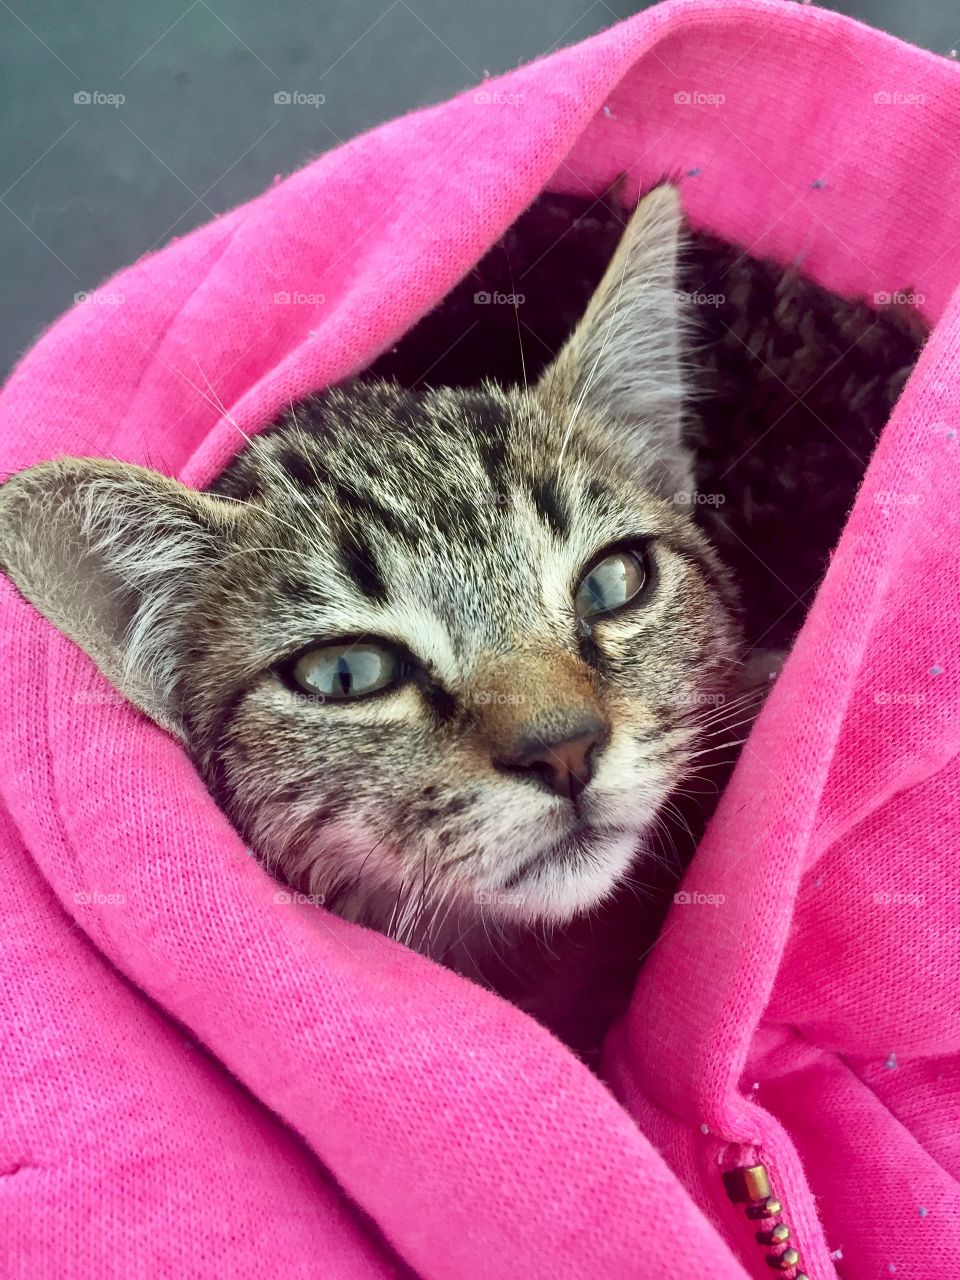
[0,183,923,1054]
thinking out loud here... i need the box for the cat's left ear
[535,184,692,499]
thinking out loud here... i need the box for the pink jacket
[2,2,958,1276]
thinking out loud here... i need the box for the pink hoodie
[1,2,958,1276]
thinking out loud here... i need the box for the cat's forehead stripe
[459,393,510,487]
[337,520,388,602]
[330,478,417,547]
[528,471,570,538]
[275,441,321,490]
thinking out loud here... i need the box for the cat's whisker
[670,701,765,741]
[502,246,528,392]
[387,878,410,942]
[687,713,763,742]
[681,736,751,763]
[189,357,316,533]
[213,488,316,542]
[686,682,770,714]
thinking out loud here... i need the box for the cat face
[0,186,742,948]
[196,377,739,935]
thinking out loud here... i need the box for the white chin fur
[478,830,639,925]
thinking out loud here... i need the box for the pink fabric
[2,1,959,1275]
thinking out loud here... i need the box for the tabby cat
[0,184,922,1050]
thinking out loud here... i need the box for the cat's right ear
[0,458,242,737]
[534,184,693,499]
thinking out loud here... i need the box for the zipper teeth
[722,1162,810,1278]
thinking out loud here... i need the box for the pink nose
[494,718,608,801]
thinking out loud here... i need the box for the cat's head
[0,186,742,944]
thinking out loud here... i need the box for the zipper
[723,1162,809,1277]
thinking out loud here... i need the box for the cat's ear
[0,458,241,737]
[535,184,692,499]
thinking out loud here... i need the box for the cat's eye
[574,547,647,620]
[290,641,403,700]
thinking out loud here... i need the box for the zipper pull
[723,1163,809,1277]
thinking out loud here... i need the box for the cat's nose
[495,717,609,802]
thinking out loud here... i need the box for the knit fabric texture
[1,2,959,1277]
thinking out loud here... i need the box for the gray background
[0,0,955,378]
